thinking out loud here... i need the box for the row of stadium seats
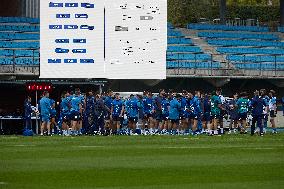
[234,63,284,70]
[188,24,269,32]
[167,53,211,61]
[0,32,39,40]
[168,30,184,37]
[278,27,284,33]
[217,47,284,55]
[0,50,39,57]
[167,46,202,53]
[227,55,284,62]
[0,25,40,32]
[0,17,40,24]
[167,61,220,69]
[168,37,193,45]
[208,39,284,48]
[0,42,39,48]
[0,58,39,65]
[198,32,278,40]
[187,24,269,32]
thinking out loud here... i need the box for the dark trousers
[93,113,105,133]
[25,117,32,130]
[251,115,263,135]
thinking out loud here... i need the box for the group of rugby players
[33,87,279,137]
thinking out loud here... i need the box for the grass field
[0,134,284,189]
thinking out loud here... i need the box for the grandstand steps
[178,28,240,71]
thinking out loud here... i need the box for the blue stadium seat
[207,39,284,47]
[234,62,284,70]
[0,57,39,65]
[0,17,40,24]
[0,25,40,32]
[198,32,278,40]
[0,32,39,40]
[278,27,284,33]
[217,47,284,55]
[167,46,202,53]
[0,42,39,48]
[168,37,193,44]
[167,53,211,61]
[188,24,269,32]
[166,61,220,69]
[168,30,184,37]
[0,49,39,57]
[227,55,284,63]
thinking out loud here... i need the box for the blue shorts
[202,112,211,122]
[41,114,50,122]
[211,114,221,120]
[70,110,81,121]
[129,117,138,123]
[112,115,122,122]
[61,112,70,122]
[161,114,169,121]
[238,112,247,121]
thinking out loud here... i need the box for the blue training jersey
[39,97,51,115]
[190,96,201,115]
[169,98,181,120]
[61,97,70,113]
[161,98,169,115]
[70,95,82,112]
[143,97,154,114]
[125,97,140,118]
[112,99,123,116]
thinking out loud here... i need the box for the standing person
[228,93,239,134]
[143,92,155,135]
[70,88,83,136]
[201,93,211,135]
[111,93,124,135]
[180,90,189,135]
[60,91,70,136]
[168,93,181,135]
[104,90,113,134]
[282,96,284,116]
[260,89,269,133]
[236,92,250,134]
[190,91,202,135]
[24,96,33,130]
[154,89,164,134]
[268,90,277,134]
[49,98,57,134]
[218,89,226,135]
[125,94,140,135]
[210,90,222,136]
[160,93,170,134]
[141,91,148,135]
[39,91,51,136]
[84,90,95,135]
[251,90,267,136]
[94,94,108,135]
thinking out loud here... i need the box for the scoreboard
[40,0,167,79]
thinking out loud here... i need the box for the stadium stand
[188,23,269,32]
[278,27,284,33]
[0,17,40,67]
[191,24,284,71]
[167,23,220,70]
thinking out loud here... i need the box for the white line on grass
[9,145,36,147]
[76,146,105,148]
[0,182,7,185]
[161,146,279,150]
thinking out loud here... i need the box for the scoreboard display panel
[40,0,167,79]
